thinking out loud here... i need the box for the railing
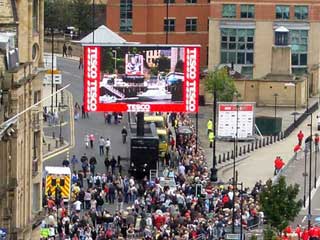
[284,102,319,138]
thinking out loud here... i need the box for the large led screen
[83,45,199,113]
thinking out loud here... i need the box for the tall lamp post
[51,28,54,114]
[210,88,217,182]
[307,113,313,230]
[303,146,308,208]
[285,82,298,123]
[232,92,239,234]
[112,50,117,73]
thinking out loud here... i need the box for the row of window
[222,4,309,20]
[164,18,198,32]
[219,28,308,67]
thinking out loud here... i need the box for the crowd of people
[41,113,265,240]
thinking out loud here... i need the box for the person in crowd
[274,156,285,175]
[41,113,265,240]
[89,133,95,149]
[105,138,111,156]
[63,43,67,57]
[71,155,79,172]
[297,130,304,146]
[98,136,105,156]
[79,54,83,69]
[207,118,213,136]
[68,45,73,57]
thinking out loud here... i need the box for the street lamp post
[285,82,298,123]
[308,113,313,230]
[112,50,117,73]
[232,93,239,234]
[303,146,308,208]
[210,88,217,182]
[51,28,54,114]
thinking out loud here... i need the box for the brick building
[0,0,44,238]
[106,0,210,67]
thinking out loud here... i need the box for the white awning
[80,25,128,45]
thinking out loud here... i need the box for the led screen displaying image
[83,45,199,113]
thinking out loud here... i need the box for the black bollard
[223,153,226,163]
[227,152,230,161]
[48,143,51,152]
[231,150,234,159]
[277,133,280,141]
[219,154,222,164]
[263,138,265,146]
[266,137,269,145]
[255,140,258,149]
[251,142,254,151]
[270,135,273,144]
[239,147,242,156]
[247,144,250,153]
[259,139,262,148]
[56,139,59,148]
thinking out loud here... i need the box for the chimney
[271,26,292,75]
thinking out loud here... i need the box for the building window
[220,28,254,65]
[164,19,175,32]
[295,6,308,20]
[33,0,39,32]
[186,18,197,32]
[276,5,290,19]
[240,4,254,19]
[120,0,132,32]
[290,30,308,69]
[164,0,175,3]
[186,0,197,3]
[222,4,236,18]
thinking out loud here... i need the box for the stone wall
[44,38,83,57]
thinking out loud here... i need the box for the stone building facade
[0,0,44,238]
[208,0,320,85]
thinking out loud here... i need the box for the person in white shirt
[98,136,105,156]
[105,138,111,156]
[73,199,82,213]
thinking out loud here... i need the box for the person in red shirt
[295,225,302,239]
[315,133,319,152]
[274,156,285,175]
[294,144,302,160]
[301,228,309,240]
[298,130,304,146]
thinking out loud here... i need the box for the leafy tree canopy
[259,176,302,233]
[204,67,237,102]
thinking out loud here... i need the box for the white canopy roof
[80,25,128,45]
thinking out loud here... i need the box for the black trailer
[129,123,159,179]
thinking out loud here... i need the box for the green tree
[259,176,302,233]
[204,68,237,102]
[44,0,72,30]
[71,0,92,36]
